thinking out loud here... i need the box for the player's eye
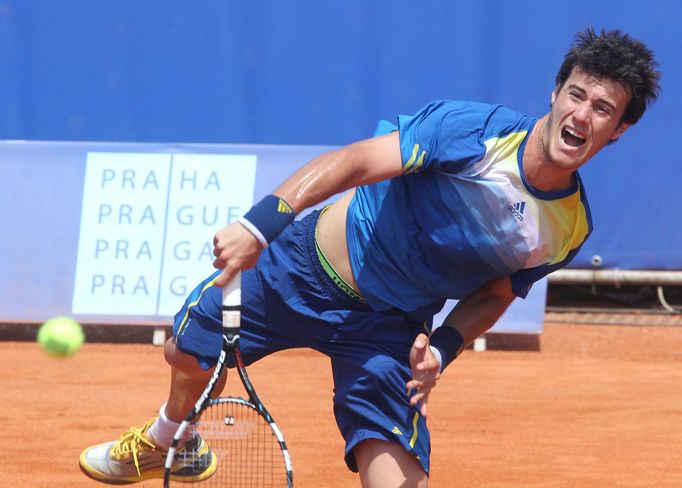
[568,91,582,101]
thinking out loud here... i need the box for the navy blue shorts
[173,210,431,473]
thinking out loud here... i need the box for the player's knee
[164,338,210,380]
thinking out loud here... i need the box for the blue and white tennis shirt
[346,100,592,321]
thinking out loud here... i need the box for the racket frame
[163,272,293,487]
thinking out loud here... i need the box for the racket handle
[222,271,242,330]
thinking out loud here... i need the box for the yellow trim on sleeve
[402,144,420,173]
[404,150,426,174]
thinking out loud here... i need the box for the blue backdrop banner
[1,1,680,279]
[0,140,545,334]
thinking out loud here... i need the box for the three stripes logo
[277,198,294,214]
[508,201,526,222]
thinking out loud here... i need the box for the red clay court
[4,314,682,487]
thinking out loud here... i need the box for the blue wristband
[239,195,296,246]
[429,326,465,372]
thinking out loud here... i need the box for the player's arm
[407,276,516,416]
[213,131,403,286]
[274,131,403,213]
[440,275,516,345]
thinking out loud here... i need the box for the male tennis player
[81,28,660,486]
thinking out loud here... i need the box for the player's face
[542,67,631,172]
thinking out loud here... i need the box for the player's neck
[523,116,575,193]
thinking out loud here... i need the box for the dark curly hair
[555,28,661,125]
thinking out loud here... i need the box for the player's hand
[212,222,264,287]
[406,333,441,418]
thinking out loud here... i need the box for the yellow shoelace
[110,420,157,476]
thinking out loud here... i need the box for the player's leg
[304,204,432,486]
[78,272,282,484]
[162,337,228,421]
[144,209,325,466]
[78,271,229,484]
[354,438,428,488]
[134,335,229,451]
[328,335,432,488]
[79,215,312,484]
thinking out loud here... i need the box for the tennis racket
[163,272,293,487]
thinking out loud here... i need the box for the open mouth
[561,127,586,147]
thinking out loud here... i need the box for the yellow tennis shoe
[79,417,217,484]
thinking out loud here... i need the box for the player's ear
[550,86,559,106]
[610,121,631,142]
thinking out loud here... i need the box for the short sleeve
[510,246,583,298]
[397,100,494,175]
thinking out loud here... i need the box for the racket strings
[170,399,288,487]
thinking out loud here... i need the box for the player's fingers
[408,390,430,418]
[419,398,429,418]
[213,228,228,256]
[412,333,428,355]
[415,358,440,374]
[409,390,424,405]
[415,359,436,371]
[413,333,428,350]
[215,265,238,288]
[212,251,230,270]
[214,270,227,288]
[410,333,430,371]
[212,232,227,264]
[407,377,436,394]
[410,368,438,387]
[408,368,437,390]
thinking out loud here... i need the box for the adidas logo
[392,426,403,436]
[277,199,293,214]
[508,201,526,222]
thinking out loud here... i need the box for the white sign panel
[72,152,256,316]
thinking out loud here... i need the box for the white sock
[146,404,191,449]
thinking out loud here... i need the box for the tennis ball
[37,316,85,358]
